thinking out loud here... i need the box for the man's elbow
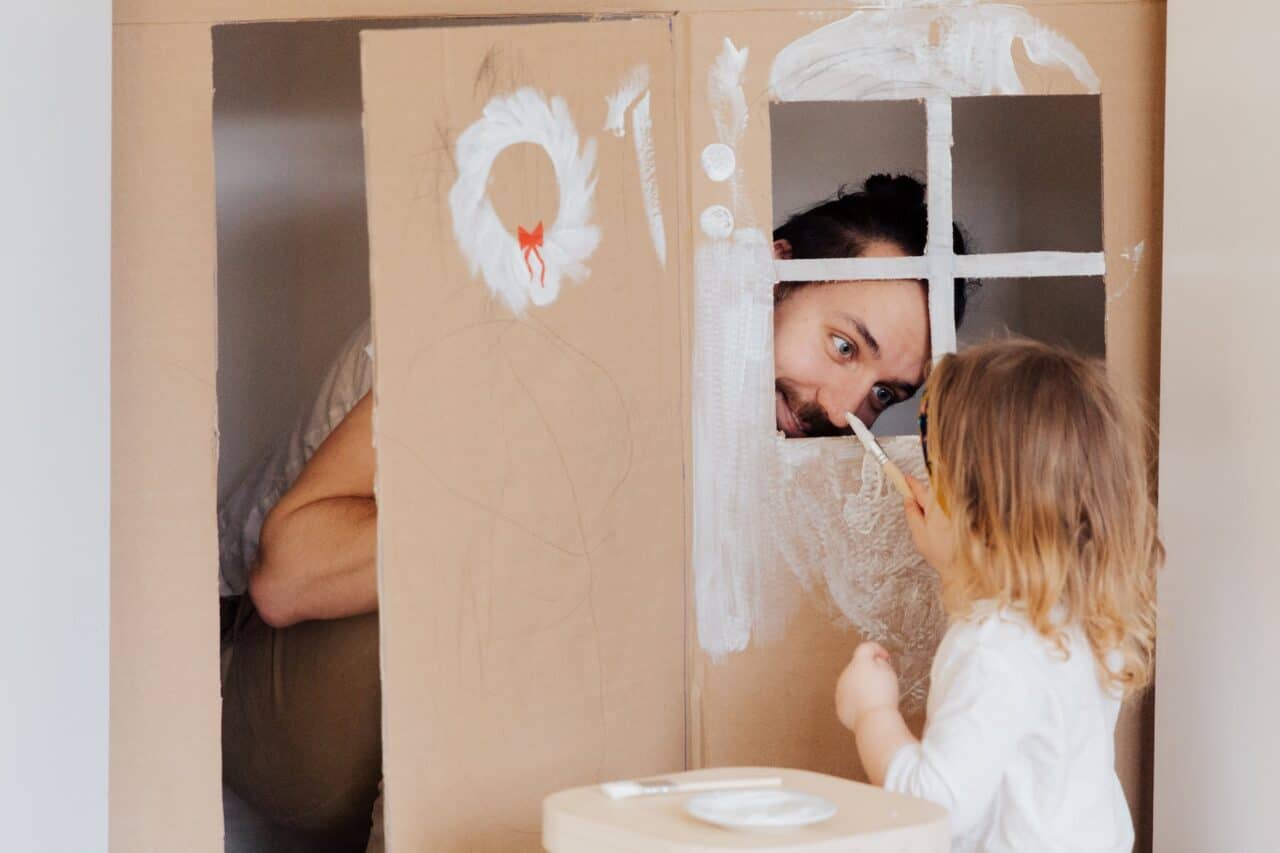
[247,563,299,629]
[250,507,301,628]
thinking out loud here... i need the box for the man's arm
[249,392,377,627]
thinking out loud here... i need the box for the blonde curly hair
[924,338,1162,696]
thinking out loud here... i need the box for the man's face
[773,241,930,437]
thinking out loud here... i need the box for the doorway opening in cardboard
[769,95,1105,438]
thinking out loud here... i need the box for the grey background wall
[771,95,1106,434]
[1,2,110,851]
[213,22,374,502]
[1155,1,1280,849]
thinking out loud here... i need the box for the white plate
[684,788,838,830]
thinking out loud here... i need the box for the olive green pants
[221,596,383,852]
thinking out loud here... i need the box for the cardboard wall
[111,4,1165,850]
[360,19,686,849]
[685,8,1163,851]
[112,23,224,853]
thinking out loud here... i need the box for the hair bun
[863,173,926,208]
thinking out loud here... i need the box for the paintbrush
[844,411,916,503]
[600,775,784,800]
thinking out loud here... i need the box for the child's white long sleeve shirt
[884,604,1134,853]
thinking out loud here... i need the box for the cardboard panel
[114,0,1148,26]
[685,6,1163,848]
[110,23,223,853]
[360,19,685,850]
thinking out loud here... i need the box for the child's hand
[835,642,900,732]
[902,474,955,575]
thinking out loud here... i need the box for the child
[835,339,1161,852]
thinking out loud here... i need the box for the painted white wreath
[449,87,600,314]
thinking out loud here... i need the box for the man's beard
[775,379,851,438]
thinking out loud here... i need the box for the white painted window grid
[772,95,1107,363]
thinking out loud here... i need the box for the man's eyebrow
[838,313,880,359]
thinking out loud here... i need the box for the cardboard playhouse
[112,1,1165,849]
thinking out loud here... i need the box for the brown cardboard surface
[359,19,686,850]
[684,7,1163,849]
[110,23,223,853]
[114,0,1160,26]
[109,4,1163,850]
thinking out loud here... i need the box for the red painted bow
[518,222,546,287]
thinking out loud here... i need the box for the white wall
[1155,3,1280,850]
[0,2,110,851]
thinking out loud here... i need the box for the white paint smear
[449,87,600,314]
[1106,241,1145,318]
[769,5,1100,102]
[630,92,667,268]
[604,65,650,137]
[694,5,1100,705]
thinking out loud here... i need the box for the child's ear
[773,239,793,260]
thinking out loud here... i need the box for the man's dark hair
[772,173,975,325]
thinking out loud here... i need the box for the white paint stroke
[769,5,1100,102]
[956,251,1107,280]
[776,256,929,282]
[604,64,650,138]
[777,253,1106,283]
[925,96,957,362]
[449,87,600,314]
[630,92,667,268]
[694,228,789,656]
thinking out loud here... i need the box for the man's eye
[871,384,896,409]
[831,335,854,359]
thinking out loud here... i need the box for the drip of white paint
[604,65,650,138]
[709,39,750,147]
[1106,241,1145,318]
[769,6,1100,102]
[701,143,737,183]
[629,92,667,268]
[449,87,600,314]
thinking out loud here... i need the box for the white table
[543,766,949,852]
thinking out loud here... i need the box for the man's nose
[819,375,874,430]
